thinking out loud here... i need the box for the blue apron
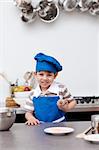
[32,96,65,122]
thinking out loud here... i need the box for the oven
[74,96,99,111]
[67,96,99,121]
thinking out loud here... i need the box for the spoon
[76,126,92,138]
[23,71,33,84]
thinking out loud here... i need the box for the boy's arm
[57,85,76,112]
[24,92,40,125]
[25,111,40,125]
[57,99,76,112]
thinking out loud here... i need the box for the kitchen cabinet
[67,111,99,121]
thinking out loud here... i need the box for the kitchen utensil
[62,0,78,12]
[77,0,99,14]
[91,115,99,134]
[14,0,32,10]
[58,0,64,8]
[0,107,16,131]
[76,126,92,138]
[44,126,74,135]
[77,0,89,12]
[38,0,59,23]
[14,0,37,23]
[89,2,99,15]
[23,71,33,84]
[20,7,37,23]
[23,71,37,89]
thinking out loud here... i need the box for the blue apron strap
[33,96,65,122]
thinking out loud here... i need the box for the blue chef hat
[34,53,62,73]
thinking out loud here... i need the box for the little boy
[24,53,76,125]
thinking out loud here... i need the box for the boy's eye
[47,74,52,77]
[39,73,44,76]
[38,72,54,77]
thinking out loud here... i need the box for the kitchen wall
[0,0,99,104]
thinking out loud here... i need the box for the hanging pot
[88,1,99,15]
[77,0,89,12]
[77,0,99,14]
[58,0,65,8]
[20,3,37,23]
[13,0,32,10]
[62,0,78,12]
[91,115,99,134]
[38,0,59,23]
[20,9,37,23]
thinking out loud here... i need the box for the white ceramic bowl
[14,91,31,98]
[14,98,29,107]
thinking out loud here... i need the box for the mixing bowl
[0,107,16,131]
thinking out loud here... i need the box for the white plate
[44,127,74,135]
[84,134,99,143]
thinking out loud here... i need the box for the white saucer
[84,134,99,143]
[44,127,74,135]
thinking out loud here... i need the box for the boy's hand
[25,117,40,126]
[57,99,68,111]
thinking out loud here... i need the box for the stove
[67,96,99,121]
[73,96,99,107]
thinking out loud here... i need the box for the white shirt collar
[33,81,59,97]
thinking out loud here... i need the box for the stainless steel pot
[0,107,16,131]
[88,1,99,16]
[62,0,78,12]
[38,0,59,23]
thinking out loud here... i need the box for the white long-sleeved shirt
[24,81,74,112]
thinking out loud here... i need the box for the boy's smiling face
[34,71,57,91]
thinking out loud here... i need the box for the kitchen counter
[0,121,99,150]
[70,104,99,112]
[14,106,99,122]
[14,104,99,114]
